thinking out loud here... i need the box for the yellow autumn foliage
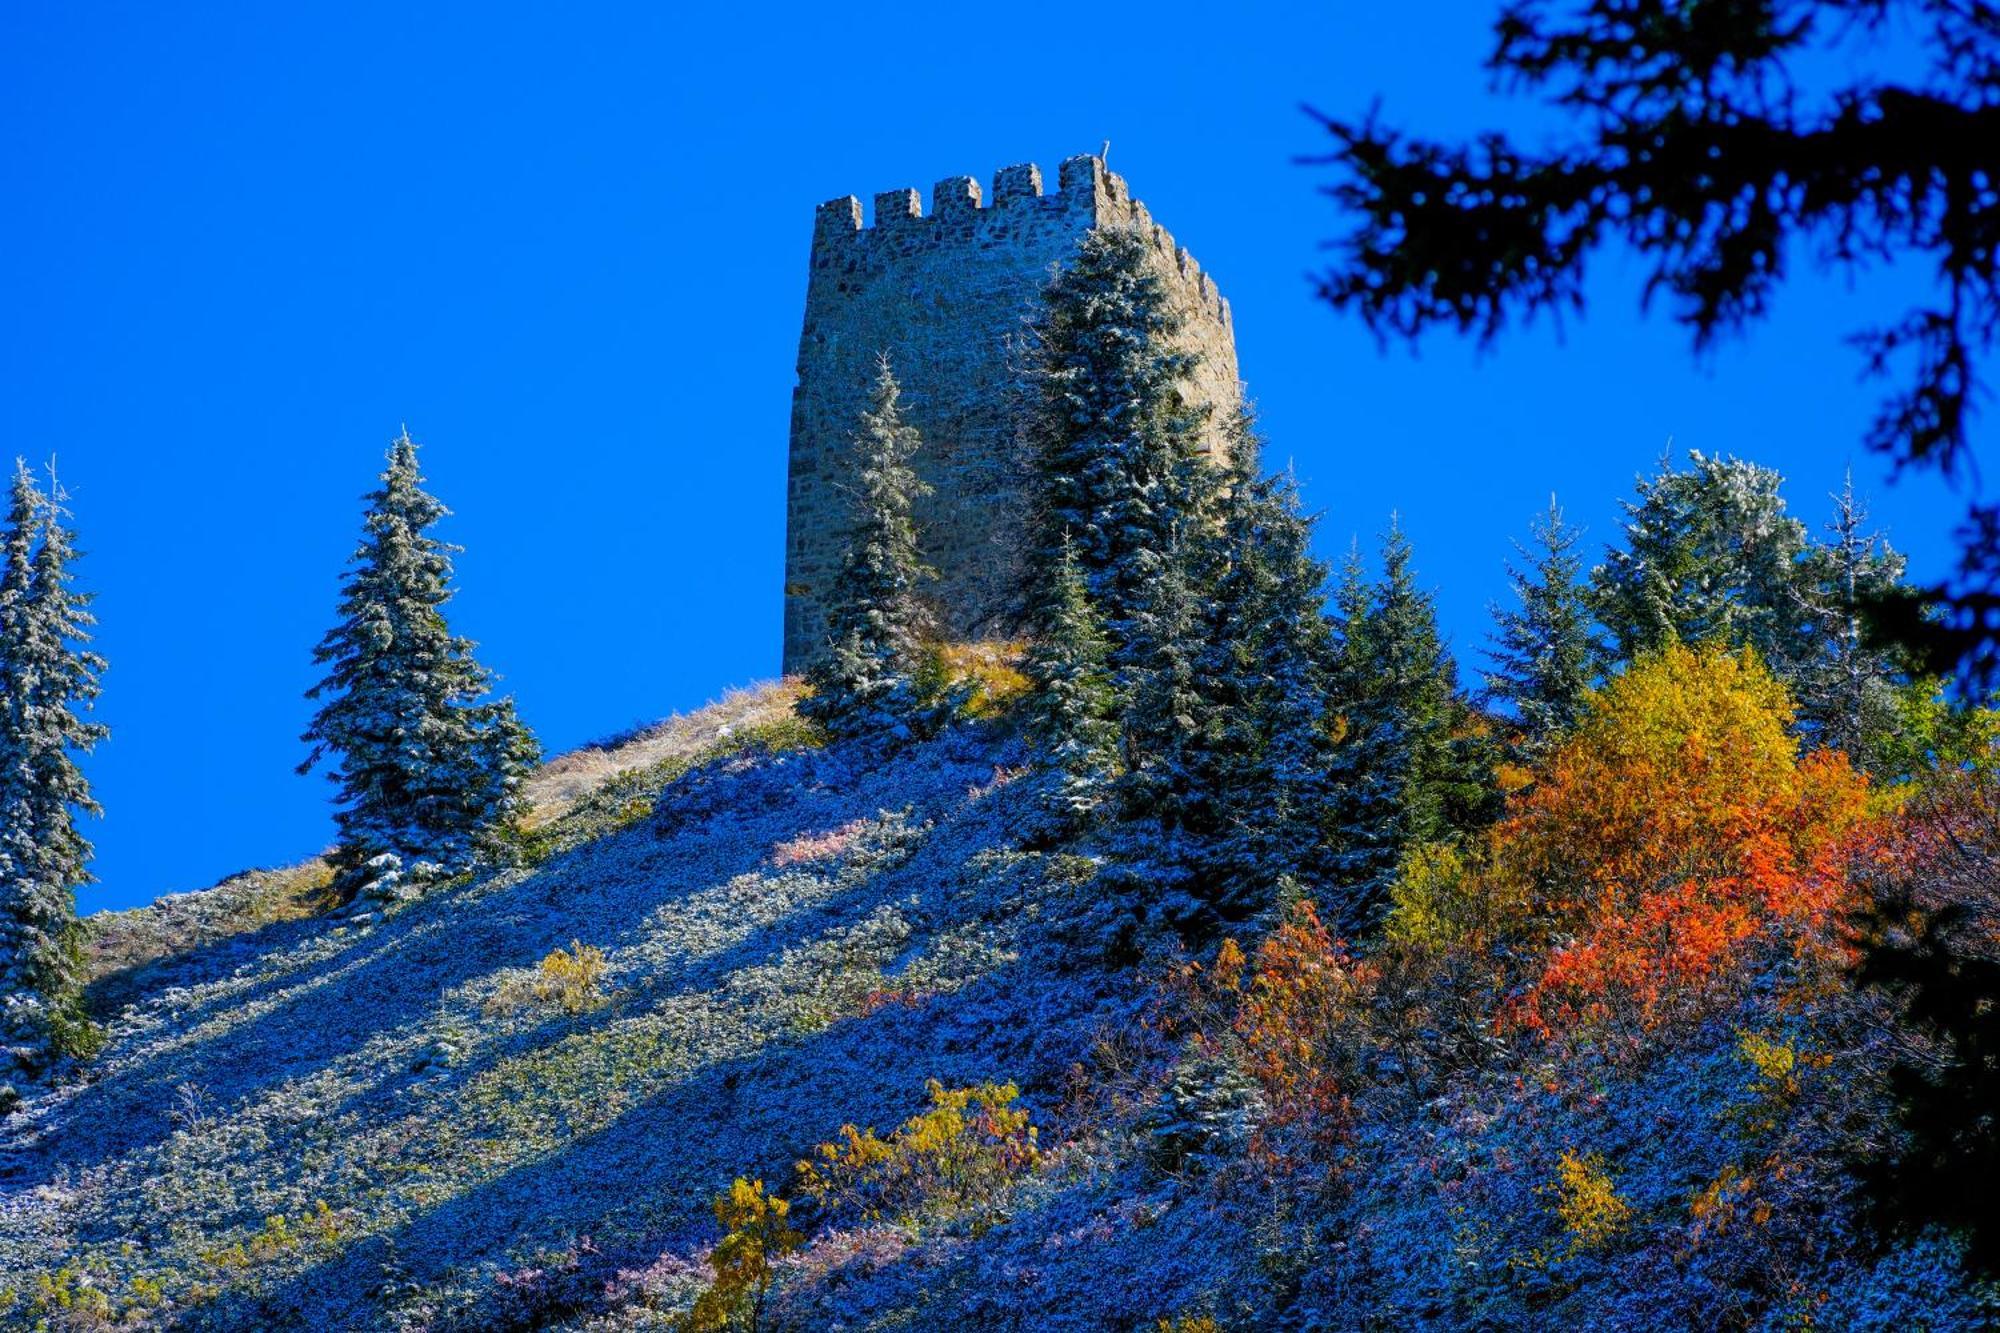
[681,1177,801,1333]
[1552,1149,1632,1253]
[534,940,607,1014]
[794,1079,1038,1225]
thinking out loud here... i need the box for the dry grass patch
[521,681,801,826]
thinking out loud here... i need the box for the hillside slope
[3,683,1209,1330]
[5,678,1992,1331]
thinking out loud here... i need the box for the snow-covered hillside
[0,683,1199,1329]
[3,679,1991,1331]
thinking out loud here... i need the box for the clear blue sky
[1,2,1968,912]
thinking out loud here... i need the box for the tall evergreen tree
[1202,444,1340,901]
[1371,520,1468,843]
[300,432,537,876]
[798,358,937,743]
[1592,451,1811,669]
[1024,534,1119,827]
[0,467,39,929]
[1791,474,1914,771]
[1324,540,1400,921]
[1073,425,1238,942]
[1023,222,1252,931]
[1114,451,1224,833]
[1484,496,1598,750]
[1326,519,1488,932]
[0,462,106,1061]
[1027,225,1213,663]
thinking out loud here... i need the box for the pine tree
[1371,520,1468,843]
[1202,442,1340,901]
[1023,534,1119,826]
[300,432,537,877]
[0,466,39,935]
[1327,539,1374,695]
[1023,223,1248,922]
[1114,474,1221,833]
[798,358,937,744]
[1069,425,1236,940]
[1324,541,1397,921]
[1593,451,1811,669]
[1325,519,1487,933]
[1484,496,1598,750]
[1027,225,1212,662]
[1594,453,1933,771]
[1791,474,1913,771]
[0,461,107,1061]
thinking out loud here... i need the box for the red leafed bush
[1233,899,1376,1169]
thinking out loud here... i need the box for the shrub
[1688,1164,1760,1243]
[533,941,607,1015]
[935,640,1032,720]
[733,711,827,755]
[491,1236,603,1330]
[794,1079,1039,1227]
[1233,899,1376,1173]
[1551,1150,1632,1254]
[1737,1029,1804,1099]
[1141,1038,1264,1174]
[682,1178,801,1333]
[21,1266,115,1327]
[1385,840,1514,955]
[1143,913,1377,1180]
[771,820,866,868]
[45,1008,106,1062]
[198,1202,343,1277]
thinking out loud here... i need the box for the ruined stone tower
[782,154,1240,673]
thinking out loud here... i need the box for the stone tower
[782,154,1239,673]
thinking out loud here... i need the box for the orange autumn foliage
[1233,899,1376,1168]
[1148,904,1376,1174]
[1495,644,1874,1036]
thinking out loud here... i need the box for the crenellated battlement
[815,155,1094,233]
[783,153,1241,671]
[807,156,1231,329]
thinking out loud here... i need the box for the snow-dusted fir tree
[1099,520,1225,936]
[0,462,107,1062]
[1027,226,1234,863]
[1113,440,1228,829]
[1203,447,1340,900]
[1484,496,1598,750]
[1027,226,1211,662]
[1197,444,1274,834]
[1023,534,1119,826]
[1593,453,1928,768]
[1326,520,1489,932]
[1593,451,1810,670]
[300,433,537,878]
[1792,473,1913,771]
[1323,540,1407,927]
[1091,431,1240,940]
[798,358,938,744]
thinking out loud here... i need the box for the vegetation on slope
[1,675,1100,1329]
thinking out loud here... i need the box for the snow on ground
[13,681,1983,1330]
[0,684,1162,1329]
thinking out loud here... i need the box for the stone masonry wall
[783,154,1240,673]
